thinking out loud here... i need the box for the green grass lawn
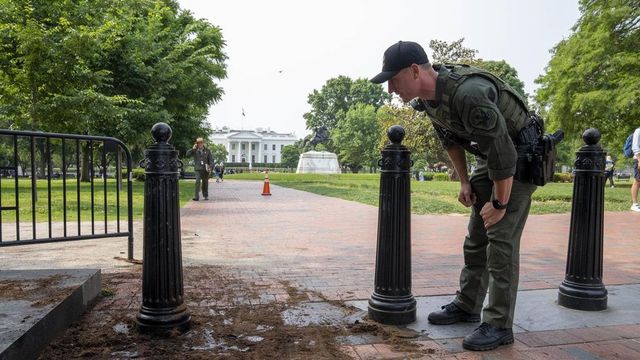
[0,178,194,222]
[226,172,632,215]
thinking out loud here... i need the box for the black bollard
[368,125,416,325]
[558,128,608,311]
[137,123,191,334]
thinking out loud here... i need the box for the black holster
[514,114,564,186]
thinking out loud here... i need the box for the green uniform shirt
[186,147,213,171]
[423,66,519,181]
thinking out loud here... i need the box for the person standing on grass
[371,41,537,351]
[630,127,640,212]
[186,137,212,201]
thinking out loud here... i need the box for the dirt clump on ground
[37,265,438,359]
[0,274,72,308]
[38,266,352,359]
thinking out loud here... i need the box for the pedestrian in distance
[214,162,221,183]
[219,162,225,182]
[186,137,213,201]
[371,41,539,351]
[630,127,640,212]
[604,155,615,188]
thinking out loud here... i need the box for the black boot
[427,302,480,325]
[462,322,514,351]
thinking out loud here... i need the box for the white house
[210,127,298,164]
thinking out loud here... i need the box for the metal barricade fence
[0,129,134,260]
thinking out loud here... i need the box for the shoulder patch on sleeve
[469,106,498,131]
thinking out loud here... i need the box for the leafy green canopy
[303,76,391,132]
[0,0,227,156]
[280,145,301,168]
[331,104,380,173]
[535,0,640,152]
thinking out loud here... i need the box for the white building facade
[210,127,298,164]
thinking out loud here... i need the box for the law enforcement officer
[186,137,213,201]
[371,41,537,351]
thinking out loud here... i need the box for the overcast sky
[178,0,580,139]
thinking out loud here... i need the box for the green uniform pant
[194,169,209,199]
[452,172,536,329]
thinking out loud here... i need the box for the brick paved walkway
[177,179,640,359]
[179,180,640,302]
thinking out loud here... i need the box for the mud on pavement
[38,265,438,359]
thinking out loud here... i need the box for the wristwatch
[492,199,508,210]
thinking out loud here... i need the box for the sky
[177,0,581,139]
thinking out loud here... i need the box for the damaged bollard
[368,125,416,325]
[137,123,191,334]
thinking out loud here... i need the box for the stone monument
[296,126,340,174]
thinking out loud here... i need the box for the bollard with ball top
[368,125,416,325]
[558,128,608,311]
[136,122,191,335]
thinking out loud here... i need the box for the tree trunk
[81,142,91,182]
[36,140,47,179]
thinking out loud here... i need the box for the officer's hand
[193,143,197,149]
[480,202,506,229]
[458,182,476,207]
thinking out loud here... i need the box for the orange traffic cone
[262,170,272,196]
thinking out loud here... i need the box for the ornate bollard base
[368,293,416,325]
[136,303,191,335]
[558,280,608,311]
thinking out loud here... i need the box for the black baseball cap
[370,41,429,84]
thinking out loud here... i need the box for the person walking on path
[371,41,538,351]
[186,137,213,201]
[631,127,640,212]
[214,163,221,183]
[604,155,615,188]
[219,162,225,182]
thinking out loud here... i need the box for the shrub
[121,168,145,181]
[423,172,434,181]
[553,172,573,183]
[433,173,449,181]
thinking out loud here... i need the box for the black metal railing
[0,129,134,259]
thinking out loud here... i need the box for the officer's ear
[410,64,421,79]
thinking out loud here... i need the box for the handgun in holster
[514,113,564,186]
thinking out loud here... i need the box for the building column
[237,141,242,162]
[249,141,254,165]
[258,141,262,164]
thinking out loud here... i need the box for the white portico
[210,127,298,164]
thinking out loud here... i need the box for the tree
[0,0,227,179]
[535,0,640,151]
[304,76,391,133]
[429,38,478,64]
[280,145,301,168]
[209,143,228,164]
[331,104,380,173]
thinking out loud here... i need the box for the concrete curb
[0,269,101,360]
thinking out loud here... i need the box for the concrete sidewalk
[1,179,639,359]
